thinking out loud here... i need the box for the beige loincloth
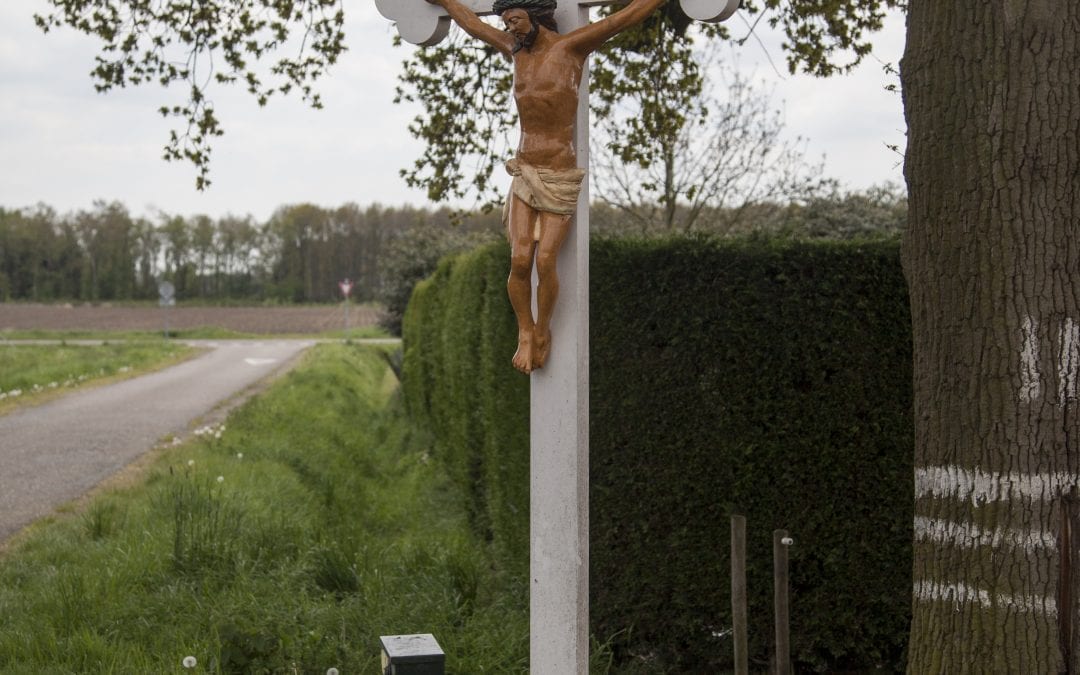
[502,158,586,241]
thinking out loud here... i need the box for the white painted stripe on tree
[1019,316,1042,402]
[915,466,1080,503]
[914,580,1058,616]
[913,516,1056,552]
[1059,317,1080,404]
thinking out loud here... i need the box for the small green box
[380,634,445,675]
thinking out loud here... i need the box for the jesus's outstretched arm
[427,0,516,56]
[563,0,669,56]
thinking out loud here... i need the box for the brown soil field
[0,303,381,334]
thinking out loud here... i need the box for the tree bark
[902,1,1080,671]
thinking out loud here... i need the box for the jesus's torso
[512,37,584,171]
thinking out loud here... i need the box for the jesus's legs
[507,196,539,373]
[532,211,573,370]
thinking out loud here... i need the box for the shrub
[402,234,913,671]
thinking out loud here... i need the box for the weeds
[82,501,125,541]
[165,469,245,576]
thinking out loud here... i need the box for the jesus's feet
[533,327,552,370]
[512,329,535,374]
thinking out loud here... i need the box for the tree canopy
[35,0,903,194]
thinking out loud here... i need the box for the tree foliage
[0,201,500,310]
[35,0,347,189]
[739,0,904,76]
[394,0,903,209]
[395,31,515,209]
[35,0,902,196]
[592,38,831,233]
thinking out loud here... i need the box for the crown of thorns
[492,0,557,14]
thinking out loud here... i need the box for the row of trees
[0,188,904,305]
[0,202,497,305]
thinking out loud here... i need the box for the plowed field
[0,304,380,334]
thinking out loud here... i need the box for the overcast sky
[0,1,907,222]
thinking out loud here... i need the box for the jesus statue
[427,0,671,374]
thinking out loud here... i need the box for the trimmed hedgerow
[402,245,529,568]
[402,235,913,672]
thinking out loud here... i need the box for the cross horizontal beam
[375,0,740,45]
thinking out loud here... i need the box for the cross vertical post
[376,1,739,671]
[526,4,590,672]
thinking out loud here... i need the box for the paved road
[0,340,317,543]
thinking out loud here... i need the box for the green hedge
[402,235,913,671]
[402,247,529,569]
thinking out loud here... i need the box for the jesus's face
[501,9,539,53]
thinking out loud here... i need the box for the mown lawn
[0,342,195,413]
[0,344,529,673]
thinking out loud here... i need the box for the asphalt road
[0,340,317,543]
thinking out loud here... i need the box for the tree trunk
[902,1,1080,671]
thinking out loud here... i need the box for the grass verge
[0,344,528,673]
[0,342,196,415]
[0,325,390,341]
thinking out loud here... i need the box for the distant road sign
[339,279,354,298]
[158,281,175,301]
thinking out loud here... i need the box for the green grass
[0,344,530,673]
[0,325,391,341]
[1,327,261,341]
[0,342,195,413]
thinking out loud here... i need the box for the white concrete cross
[376,1,738,672]
[376,0,738,45]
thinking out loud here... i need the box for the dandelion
[214,431,222,440]
[187,459,195,467]
[182,655,197,668]
[236,452,244,460]
[216,476,224,483]
[327,669,340,675]
[10,389,21,397]
[48,381,58,388]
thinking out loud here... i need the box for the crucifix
[376,0,738,671]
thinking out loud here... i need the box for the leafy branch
[393,0,904,208]
[35,0,348,189]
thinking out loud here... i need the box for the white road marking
[244,358,279,366]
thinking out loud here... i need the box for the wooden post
[731,515,748,675]
[773,529,790,675]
